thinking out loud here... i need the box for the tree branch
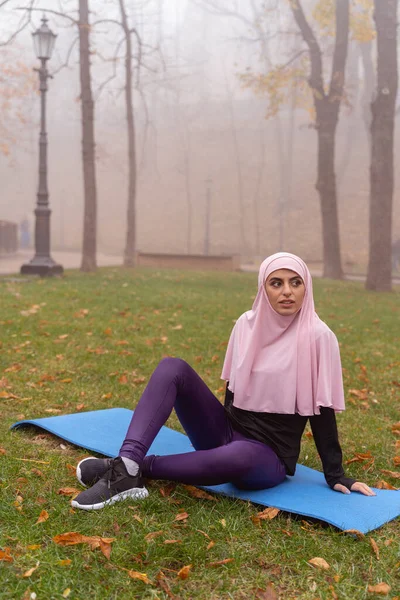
[0,0,35,46]
[16,5,78,25]
[328,0,349,102]
[289,0,324,97]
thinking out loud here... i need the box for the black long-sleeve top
[224,387,355,490]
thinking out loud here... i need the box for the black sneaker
[71,457,148,511]
[76,457,111,487]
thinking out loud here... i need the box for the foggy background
[1,0,399,269]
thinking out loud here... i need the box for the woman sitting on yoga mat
[72,252,374,510]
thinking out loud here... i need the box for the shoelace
[106,459,123,490]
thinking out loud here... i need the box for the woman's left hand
[333,481,376,496]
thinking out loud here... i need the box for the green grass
[0,267,399,600]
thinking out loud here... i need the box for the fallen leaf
[257,507,280,520]
[174,511,189,522]
[76,403,85,411]
[206,541,215,550]
[341,529,365,540]
[171,324,183,330]
[103,327,112,336]
[101,392,113,400]
[58,559,72,566]
[348,388,368,400]
[118,374,128,384]
[0,548,13,562]
[183,485,217,501]
[219,518,226,527]
[208,558,234,567]
[27,545,41,550]
[384,539,393,547]
[57,487,81,497]
[367,582,391,595]
[36,510,49,524]
[126,570,152,584]
[375,480,398,490]
[164,540,182,545]
[391,422,400,435]
[31,468,44,477]
[58,334,69,340]
[0,447,6,455]
[53,532,115,559]
[23,562,39,577]
[0,391,19,399]
[308,557,330,570]
[370,538,380,560]
[255,586,278,600]
[393,456,400,466]
[145,531,164,542]
[177,564,192,579]
[344,451,373,465]
[380,469,400,479]
[62,589,71,598]
[60,378,72,384]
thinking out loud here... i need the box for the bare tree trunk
[291,0,349,279]
[359,40,376,147]
[119,0,137,267]
[79,0,97,272]
[366,0,398,291]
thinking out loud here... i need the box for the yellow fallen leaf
[375,480,398,490]
[27,545,41,551]
[308,557,330,570]
[60,378,72,384]
[36,509,49,524]
[367,582,391,595]
[219,518,226,528]
[62,589,71,598]
[22,561,39,577]
[177,564,192,579]
[58,559,72,566]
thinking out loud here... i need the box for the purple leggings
[119,358,286,490]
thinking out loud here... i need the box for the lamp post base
[20,255,64,277]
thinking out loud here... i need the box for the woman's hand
[333,481,376,496]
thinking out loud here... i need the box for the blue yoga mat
[11,408,400,534]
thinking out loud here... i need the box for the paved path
[0,251,399,285]
[0,251,124,276]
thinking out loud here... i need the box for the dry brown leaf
[183,485,217,501]
[370,538,380,560]
[367,582,391,595]
[308,557,330,570]
[380,469,400,479]
[119,374,128,384]
[251,515,261,527]
[393,456,400,466]
[27,545,41,550]
[53,532,115,559]
[103,327,112,336]
[257,507,280,520]
[31,468,44,477]
[375,480,398,490]
[101,392,113,399]
[145,531,164,542]
[164,540,182,545]
[391,422,400,435]
[177,564,192,579]
[0,548,13,562]
[341,529,365,540]
[208,558,234,567]
[255,586,278,600]
[344,451,373,465]
[60,378,72,384]
[76,403,85,411]
[0,390,19,399]
[173,511,189,522]
[348,388,368,400]
[0,447,6,455]
[126,570,152,584]
[36,510,49,524]
[219,518,226,527]
[384,539,393,547]
[57,487,81,497]
[207,541,215,550]
[159,483,176,497]
[22,562,39,577]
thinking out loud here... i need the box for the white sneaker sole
[76,457,98,488]
[71,487,149,511]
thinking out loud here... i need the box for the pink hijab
[221,253,345,416]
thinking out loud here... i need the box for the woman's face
[264,268,305,315]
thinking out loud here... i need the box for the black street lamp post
[21,16,63,276]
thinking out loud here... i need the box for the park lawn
[0,267,399,600]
